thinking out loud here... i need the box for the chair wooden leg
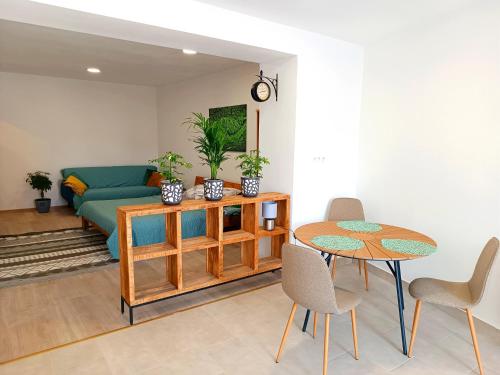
[351,308,359,360]
[313,312,318,338]
[276,303,297,363]
[323,314,330,375]
[466,309,484,375]
[358,259,362,274]
[408,299,422,357]
[331,255,338,280]
[363,260,369,290]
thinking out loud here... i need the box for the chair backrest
[468,237,499,305]
[282,243,340,314]
[328,198,365,221]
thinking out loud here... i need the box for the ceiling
[0,20,251,86]
[197,0,475,45]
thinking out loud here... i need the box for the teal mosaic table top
[381,239,437,256]
[311,235,364,251]
[337,220,382,233]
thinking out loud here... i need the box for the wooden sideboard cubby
[117,192,290,324]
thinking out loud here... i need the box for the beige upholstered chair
[329,198,369,290]
[408,237,499,375]
[276,244,362,375]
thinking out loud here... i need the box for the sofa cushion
[61,165,156,189]
[73,186,160,209]
[83,186,160,201]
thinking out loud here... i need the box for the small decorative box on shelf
[117,192,290,324]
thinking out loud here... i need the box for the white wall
[359,2,500,327]
[291,47,364,227]
[0,72,158,209]
[157,63,259,186]
[259,57,297,196]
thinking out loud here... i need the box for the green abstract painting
[209,104,247,152]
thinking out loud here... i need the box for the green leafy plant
[149,152,192,183]
[185,113,240,180]
[26,171,52,198]
[236,150,270,178]
[209,105,247,152]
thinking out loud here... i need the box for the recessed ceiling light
[182,49,197,55]
[86,67,101,73]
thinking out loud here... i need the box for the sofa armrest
[60,182,75,208]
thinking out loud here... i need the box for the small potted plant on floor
[150,151,192,205]
[25,171,53,213]
[236,150,270,197]
[186,113,238,201]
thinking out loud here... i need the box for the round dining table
[294,220,437,355]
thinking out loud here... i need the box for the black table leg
[394,261,407,355]
[302,252,332,333]
[120,296,125,314]
[386,261,404,310]
[129,305,134,325]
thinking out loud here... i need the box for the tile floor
[2,263,499,375]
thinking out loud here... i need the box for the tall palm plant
[185,113,238,180]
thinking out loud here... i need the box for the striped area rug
[0,228,116,284]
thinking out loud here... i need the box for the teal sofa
[61,165,160,210]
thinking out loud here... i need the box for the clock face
[251,81,271,102]
[256,82,270,101]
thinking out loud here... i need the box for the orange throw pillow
[146,172,163,187]
[64,175,88,196]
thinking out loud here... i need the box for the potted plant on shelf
[25,171,53,213]
[186,113,238,201]
[150,151,192,205]
[236,150,270,197]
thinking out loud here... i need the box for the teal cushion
[83,186,160,201]
[73,186,160,209]
[61,165,156,188]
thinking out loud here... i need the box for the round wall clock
[251,81,271,102]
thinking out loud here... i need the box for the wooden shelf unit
[118,192,290,323]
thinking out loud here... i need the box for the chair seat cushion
[409,277,473,308]
[334,287,362,314]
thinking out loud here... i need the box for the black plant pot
[241,177,260,197]
[204,179,224,201]
[160,180,183,205]
[35,198,51,213]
